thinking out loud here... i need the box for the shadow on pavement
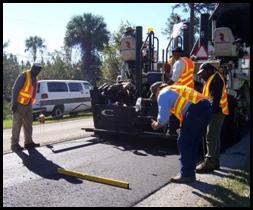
[47,138,107,153]
[14,148,83,184]
[98,134,179,157]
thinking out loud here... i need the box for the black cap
[32,63,42,68]
[149,81,164,100]
[172,47,183,53]
[197,62,216,75]
[31,63,42,76]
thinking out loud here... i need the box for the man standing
[150,82,211,183]
[11,63,42,151]
[196,62,229,173]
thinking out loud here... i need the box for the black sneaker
[11,144,24,152]
[24,142,40,149]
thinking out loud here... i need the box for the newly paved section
[135,131,250,207]
[3,135,180,207]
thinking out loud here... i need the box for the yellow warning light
[147,27,154,33]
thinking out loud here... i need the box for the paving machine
[86,3,250,142]
[86,27,175,138]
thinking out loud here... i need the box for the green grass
[3,118,13,128]
[197,159,250,207]
[3,111,93,129]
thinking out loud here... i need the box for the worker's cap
[32,63,42,69]
[149,81,165,100]
[172,47,183,53]
[197,62,216,75]
[31,63,42,76]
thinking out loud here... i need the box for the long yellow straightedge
[57,168,129,189]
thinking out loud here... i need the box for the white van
[32,80,93,119]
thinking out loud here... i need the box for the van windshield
[83,82,93,90]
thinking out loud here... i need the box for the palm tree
[64,13,110,82]
[24,36,46,62]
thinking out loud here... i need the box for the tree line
[3,3,216,104]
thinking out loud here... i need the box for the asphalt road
[3,118,94,153]
[3,135,180,207]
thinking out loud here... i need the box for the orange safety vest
[159,85,209,126]
[17,71,37,105]
[174,57,195,89]
[202,71,229,115]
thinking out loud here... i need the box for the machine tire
[52,106,64,119]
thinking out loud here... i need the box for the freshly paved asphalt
[3,135,180,207]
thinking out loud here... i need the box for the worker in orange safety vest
[196,62,229,173]
[164,47,195,136]
[166,47,195,88]
[10,63,42,152]
[150,82,212,183]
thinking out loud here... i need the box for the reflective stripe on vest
[202,72,229,115]
[175,57,194,89]
[17,71,35,105]
[159,85,209,126]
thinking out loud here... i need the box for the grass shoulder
[3,111,93,129]
[197,159,250,207]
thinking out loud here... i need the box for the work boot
[196,158,219,173]
[11,144,24,152]
[170,174,196,183]
[24,142,40,149]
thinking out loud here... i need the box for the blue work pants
[177,100,212,177]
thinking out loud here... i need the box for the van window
[68,83,83,92]
[48,82,68,92]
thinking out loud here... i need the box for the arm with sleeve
[209,74,224,113]
[11,73,26,107]
[157,90,179,126]
[171,59,185,82]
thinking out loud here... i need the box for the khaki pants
[11,103,34,146]
[205,112,225,160]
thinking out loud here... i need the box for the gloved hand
[11,104,18,113]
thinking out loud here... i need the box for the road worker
[167,47,195,89]
[150,82,212,183]
[196,62,229,173]
[10,63,42,152]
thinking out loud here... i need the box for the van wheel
[52,106,64,119]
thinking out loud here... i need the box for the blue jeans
[177,100,212,177]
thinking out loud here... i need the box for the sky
[3,3,188,63]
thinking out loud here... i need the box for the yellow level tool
[57,168,129,189]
